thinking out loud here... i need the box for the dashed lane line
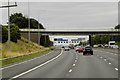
[69,69,72,73]
[109,63,111,65]
[73,64,75,66]
[115,68,118,71]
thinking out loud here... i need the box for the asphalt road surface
[2,48,119,80]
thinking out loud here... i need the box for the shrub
[2,26,8,43]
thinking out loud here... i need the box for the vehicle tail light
[83,49,85,51]
[91,49,93,51]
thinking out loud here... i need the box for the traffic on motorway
[62,45,93,55]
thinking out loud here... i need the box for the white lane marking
[104,59,107,61]
[100,57,102,58]
[115,68,118,71]
[73,64,75,66]
[69,69,72,73]
[114,54,117,55]
[9,50,63,80]
[110,53,113,54]
[75,60,77,63]
[109,63,111,64]
[1,50,55,70]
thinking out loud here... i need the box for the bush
[10,24,21,43]
[2,26,8,43]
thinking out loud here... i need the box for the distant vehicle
[93,45,98,48]
[98,44,103,48]
[69,44,74,49]
[104,44,108,48]
[75,46,81,52]
[112,45,119,49]
[83,46,93,55]
[108,41,115,48]
[78,47,84,53]
[64,46,70,51]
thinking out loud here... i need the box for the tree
[93,35,101,44]
[2,26,8,43]
[10,13,44,29]
[114,24,120,29]
[10,24,21,43]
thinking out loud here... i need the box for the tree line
[1,13,53,47]
[93,25,120,45]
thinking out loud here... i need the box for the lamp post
[38,12,40,46]
[0,1,17,51]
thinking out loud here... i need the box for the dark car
[62,46,64,48]
[83,46,93,55]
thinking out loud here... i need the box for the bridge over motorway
[20,29,119,35]
[20,29,120,47]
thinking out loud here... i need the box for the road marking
[109,63,111,64]
[73,64,75,66]
[115,68,118,71]
[69,69,72,73]
[100,57,102,58]
[110,53,113,54]
[8,50,63,80]
[104,59,107,61]
[75,60,77,63]
[0,50,55,70]
[114,54,117,55]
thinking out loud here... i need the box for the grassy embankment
[1,37,55,66]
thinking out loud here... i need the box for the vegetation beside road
[2,37,54,59]
[2,49,53,66]
[93,24,120,45]
[1,13,53,47]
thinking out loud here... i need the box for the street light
[38,17,40,46]
[0,1,17,51]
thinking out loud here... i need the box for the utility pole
[38,21,40,46]
[38,12,40,46]
[0,1,17,51]
[28,1,30,50]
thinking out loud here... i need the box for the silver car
[64,46,70,51]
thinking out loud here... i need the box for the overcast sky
[1,2,118,30]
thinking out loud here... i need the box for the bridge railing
[20,29,45,31]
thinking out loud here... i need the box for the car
[75,46,81,52]
[78,47,84,53]
[64,46,70,51]
[83,46,93,55]
[112,45,119,49]
[93,45,98,48]
[104,44,108,48]
[98,44,103,48]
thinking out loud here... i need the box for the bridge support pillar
[89,35,93,47]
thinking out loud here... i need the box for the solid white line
[109,63,111,64]
[69,69,72,72]
[1,50,54,70]
[115,68,118,71]
[9,50,63,80]
[73,64,75,66]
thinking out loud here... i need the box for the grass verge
[2,49,52,66]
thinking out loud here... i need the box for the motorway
[2,48,119,80]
